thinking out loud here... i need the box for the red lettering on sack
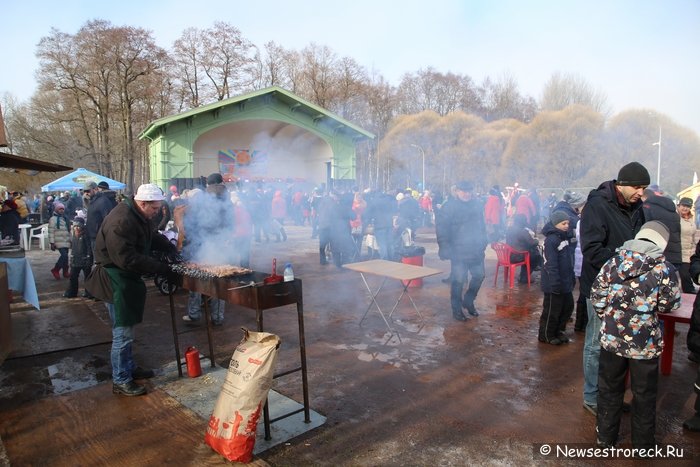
[248,357,262,365]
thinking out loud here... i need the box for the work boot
[462,299,479,317]
[112,381,147,396]
[50,267,61,280]
[132,367,155,380]
[452,310,468,322]
[683,395,700,431]
[684,413,700,431]
[63,267,70,278]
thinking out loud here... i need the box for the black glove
[438,248,449,261]
[166,269,181,286]
[166,251,185,264]
[50,243,56,251]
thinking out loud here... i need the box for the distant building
[139,86,374,191]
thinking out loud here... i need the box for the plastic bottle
[283,263,294,282]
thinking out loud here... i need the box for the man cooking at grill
[86,183,178,397]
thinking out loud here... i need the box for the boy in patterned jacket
[591,221,680,448]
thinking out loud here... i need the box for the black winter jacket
[580,180,645,297]
[363,192,396,231]
[642,194,682,265]
[87,190,118,240]
[687,240,700,355]
[540,222,576,294]
[436,196,487,261]
[91,198,172,273]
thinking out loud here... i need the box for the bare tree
[201,22,257,101]
[172,27,209,108]
[300,43,339,108]
[540,71,610,116]
[395,68,481,117]
[479,72,537,123]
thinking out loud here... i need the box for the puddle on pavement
[329,323,446,371]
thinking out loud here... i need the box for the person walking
[436,180,488,321]
[591,221,680,448]
[580,161,649,416]
[85,183,178,396]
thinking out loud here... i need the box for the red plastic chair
[491,242,530,288]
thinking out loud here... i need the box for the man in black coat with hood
[641,188,682,270]
[580,161,648,416]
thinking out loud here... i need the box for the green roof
[139,85,375,140]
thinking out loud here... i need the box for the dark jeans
[539,292,574,340]
[450,258,485,314]
[318,227,331,264]
[66,265,92,296]
[597,350,659,448]
[680,262,696,293]
[575,278,588,330]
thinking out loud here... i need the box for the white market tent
[41,168,126,192]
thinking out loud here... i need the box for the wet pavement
[1,224,699,465]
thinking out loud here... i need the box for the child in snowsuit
[683,235,700,431]
[539,210,575,344]
[63,217,93,298]
[591,221,680,448]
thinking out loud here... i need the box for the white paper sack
[205,328,280,462]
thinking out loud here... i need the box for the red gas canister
[185,346,202,378]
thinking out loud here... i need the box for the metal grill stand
[169,273,310,440]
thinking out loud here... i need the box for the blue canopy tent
[41,168,126,192]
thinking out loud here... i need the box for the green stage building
[139,86,374,190]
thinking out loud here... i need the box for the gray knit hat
[566,191,587,208]
[550,210,569,227]
[635,220,670,250]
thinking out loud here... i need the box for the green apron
[105,267,147,327]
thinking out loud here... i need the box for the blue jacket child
[539,210,576,344]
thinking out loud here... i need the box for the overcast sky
[2,0,699,136]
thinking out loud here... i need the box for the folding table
[344,259,443,338]
[658,293,694,375]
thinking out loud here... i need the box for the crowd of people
[6,164,700,449]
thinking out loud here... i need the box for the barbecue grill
[167,263,310,440]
